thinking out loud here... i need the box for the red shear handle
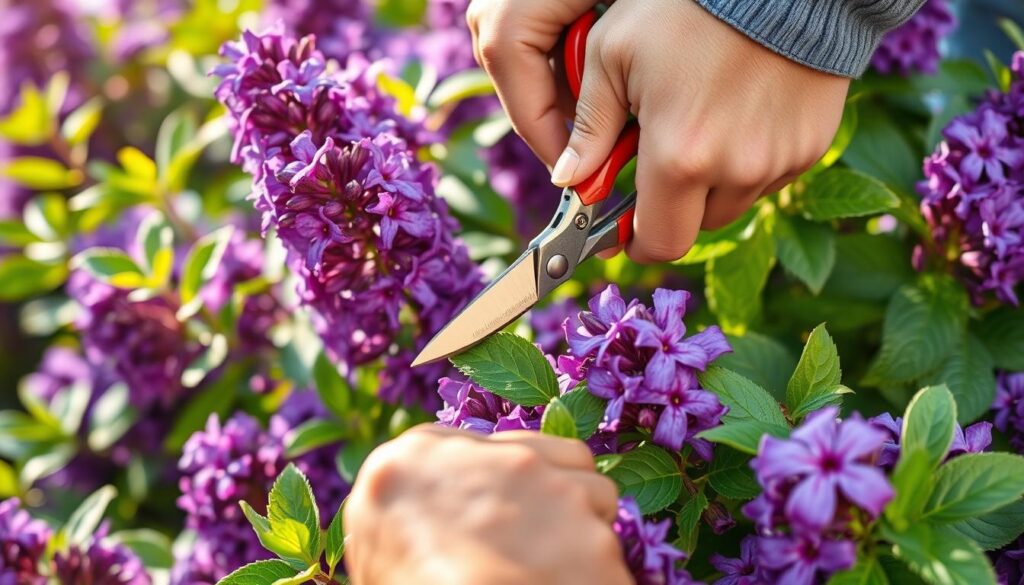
[616,207,635,247]
[565,11,640,207]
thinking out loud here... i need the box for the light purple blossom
[54,523,152,585]
[994,372,1024,451]
[614,497,698,585]
[436,376,544,434]
[869,412,992,468]
[756,534,855,585]
[711,536,760,585]
[0,498,51,585]
[871,0,956,76]
[529,298,581,355]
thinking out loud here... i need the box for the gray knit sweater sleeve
[692,0,928,77]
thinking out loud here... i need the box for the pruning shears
[412,9,639,367]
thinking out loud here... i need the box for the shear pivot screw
[574,214,589,229]
[546,254,569,279]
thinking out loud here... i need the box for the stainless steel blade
[411,249,540,367]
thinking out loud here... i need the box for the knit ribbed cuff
[692,0,927,77]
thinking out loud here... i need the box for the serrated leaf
[285,420,349,458]
[313,353,352,420]
[698,420,790,455]
[828,557,890,585]
[267,464,321,568]
[924,453,1024,522]
[706,214,775,334]
[272,564,319,585]
[451,331,559,407]
[864,277,967,385]
[922,334,995,424]
[974,307,1024,370]
[326,502,345,575]
[560,384,606,440]
[948,498,1024,551]
[706,447,760,500]
[64,485,117,546]
[716,332,796,401]
[676,208,756,265]
[674,490,708,555]
[786,324,844,420]
[596,445,681,514]
[902,385,957,473]
[801,168,900,220]
[883,523,996,585]
[1,157,82,190]
[216,559,297,585]
[540,396,577,439]
[774,214,836,294]
[71,248,146,289]
[428,68,494,108]
[61,98,102,146]
[177,226,234,320]
[697,366,788,427]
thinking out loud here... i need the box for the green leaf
[216,560,298,585]
[801,168,900,221]
[842,104,921,194]
[0,255,66,301]
[375,0,427,26]
[64,485,117,546]
[974,307,1024,370]
[828,557,890,585]
[326,503,346,576]
[785,324,844,419]
[177,226,234,320]
[0,84,52,145]
[824,234,915,302]
[715,332,796,401]
[109,529,174,569]
[164,382,238,452]
[887,448,935,528]
[266,464,321,568]
[61,98,103,146]
[706,446,760,500]
[136,211,174,285]
[560,384,606,440]
[181,334,229,388]
[428,69,494,108]
[272,564,320,585]
[337,438,375,484]
[818,100,859,169]
[948,499,1024,551]
[922,334,996,425]
[540,396,577,439]
[313,352,352,420]
[697,366,788,427]
[774,214,836,294]
[924,453,1024,523]
[698,420,789,455]
[0,220,43,247]
[20,445,75,489]
[596,445,682,514]
[998,17,1024,50]
[706,214,776,334]
[156,109,198,176]
[676,209,757,265]
[451,331,559,407]
[901,385,957,473]
[883,523,996,585]
[24,193,68,241]
[285,420,349,458]
[0,460,17,498]
[1,157,82,190]
[674,490,708,555]
[71,248,146,289]
[864,277,967,385]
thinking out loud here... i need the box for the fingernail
[551,147,580,186]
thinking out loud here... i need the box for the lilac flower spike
[871,0,956,76]
[0,498,51,585]
[751,407,893,533]
[614,498,698,585]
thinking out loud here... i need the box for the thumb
[551,56,629,188]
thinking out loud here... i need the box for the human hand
[343,425,629,585]
[468,0,851,262]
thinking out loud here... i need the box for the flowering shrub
[0,1,1023,584]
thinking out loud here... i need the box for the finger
[481,35,572,167]
[626,124,710,263]
[596,244,623,260]
[566,470,620,522]
[488,431,595,470]
[701,185,763,230]
[763,173,800,195]
[551,30,630,187]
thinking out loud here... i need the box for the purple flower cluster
[214,26,482,409]
[869,412,992,467]
[265,0,373,63]
[567,286,731,455]
[918,52,1024,305]
[54,523,152,585]
[0,498,51,584]
[174,414,281,583]
[436,376,545,434]
[736,407,893,585]
[871,0,956,76]
[614,497,697,585]
[994,371,1024,451]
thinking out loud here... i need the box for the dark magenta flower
[436,376,544,434]
[54,523,152,585]
[711,536,760,585]
[0,498,50,585]
[614,497,697,585]
[749,407,893,534]
[871,0,956,76]
[756,534,855,585]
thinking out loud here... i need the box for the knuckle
[502,445,544,474]
[633,240,688,264]
[657,148,713,182]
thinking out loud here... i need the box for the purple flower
[54,523,152,585]
[756,534,855,585]
[529,298,581,355]
[918,54,1024,305]
[265,0,374,64]
[567,285,730,455]
[215,26,482,409]
[994,536,1024,585]
[869,412,992,468]
[170,525,270,585]
[21,345,93,404]
[749,407,893,534]
[436,376,544,434]
[0,498,51,585]
[871,0,956,76]
[994,372,1024,451]
[614,497,697,585]
[711,536,760,585]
